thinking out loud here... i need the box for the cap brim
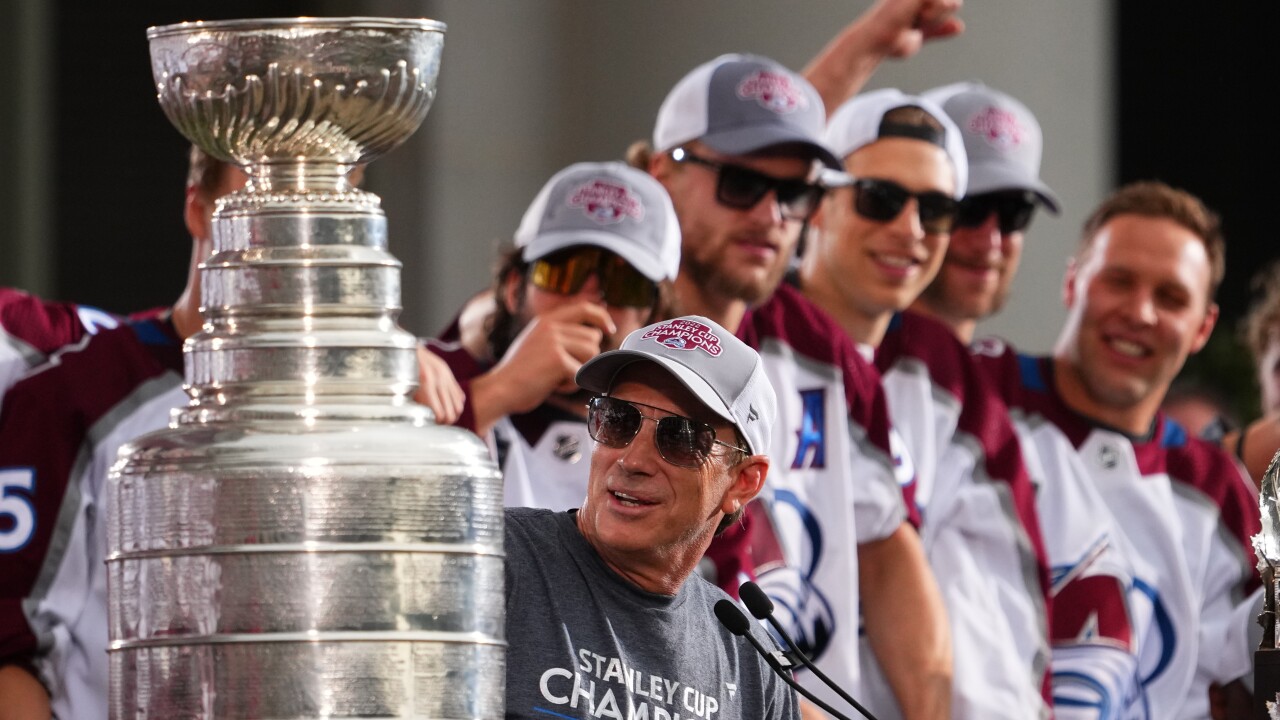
[576,351,736,427]
[700,124,843,170]
[521,231,668,282]
[967,162,1061,214]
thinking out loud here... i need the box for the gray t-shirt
[504,507,800,719]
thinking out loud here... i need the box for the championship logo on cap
[736,70,809,115]
[568,180,645,225]
[967,106,1025,151]
[641,318,724,357]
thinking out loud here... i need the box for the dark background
[1117,3,1279,421]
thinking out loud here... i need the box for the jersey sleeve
[1178,447,1263,689]
[841,343,912,542]
[423,337,488,433]
[879,317,1053,715]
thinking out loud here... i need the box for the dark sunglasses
[848,177,959,234]
[528,247,658,308]
[954,191,1039,234]
[586,396,747,468]
[672,148,824,221]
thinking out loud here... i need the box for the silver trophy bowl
[107,18,504,718]
[149,17,442,169]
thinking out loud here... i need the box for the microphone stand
[715,599,855,720]
[739,581,881,720]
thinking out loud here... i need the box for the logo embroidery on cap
[968,107,1024,151]
[568,180,645,225]
[642,319,723,357]
[736,71,808,114]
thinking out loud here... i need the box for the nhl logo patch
[1097,443,1119,470]
[967,106,1024,151]
[642,318,724,357]
[737,71,808,114]
[553,434,582,463]
[568,180,645,225]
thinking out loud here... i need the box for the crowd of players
[3,0,1279,718]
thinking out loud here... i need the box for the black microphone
[739,581,880,720]
[714,599,854,720]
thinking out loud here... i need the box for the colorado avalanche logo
[736,71,808,114]
[642,319,723,357]
[967,106,1025,151]
[568,180,645,225]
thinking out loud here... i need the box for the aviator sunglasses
[528,247,658,308]
[842,177,959,234]
[671,147,824,221]
[954,190,1039,235]
[586,396,748,468]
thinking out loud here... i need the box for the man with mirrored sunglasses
[426,161,681,513]
[630,55,951,720]
[503,315,801,718]
[799,88,1057,719]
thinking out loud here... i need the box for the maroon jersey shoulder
[882,314,1052,619]
[1142,417,1261,590]
[0,288,109,355]
[971,339,1094,449]
[0,319,182,661]
[742,284,891,453]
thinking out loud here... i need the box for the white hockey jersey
[874,312,1052,720]
[718,283,911,712]
[975,340,1263,720]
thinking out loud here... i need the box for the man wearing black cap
[504,315,798,718]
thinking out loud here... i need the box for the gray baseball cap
[577,315,776,457]
[923,81,1060,213]
[515,162,681,282]
[653,54,842,170]
[824,88,969,199]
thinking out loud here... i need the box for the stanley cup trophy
[1256,451,1280,719]
[106,18,505,718]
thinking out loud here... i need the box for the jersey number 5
[1,468,36,552]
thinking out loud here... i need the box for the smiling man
[896,83,1152,719]
[974,181,1263,718]
[797,88,1054,719]
[502,315,798,718]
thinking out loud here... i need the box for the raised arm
[803,0,964,116]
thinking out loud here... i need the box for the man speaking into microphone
[503,315,798,718]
